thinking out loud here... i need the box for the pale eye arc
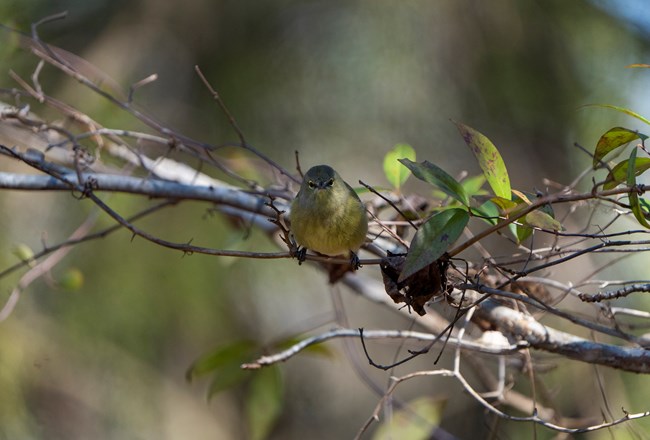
[326,178,334,187]
[308,181,316,189]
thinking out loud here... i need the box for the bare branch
[241,328,526,369]
[472,294,650,373]
[0,200,175,281]
[194,65,298,184]
[579,283,650,303]
[448,185,650,257]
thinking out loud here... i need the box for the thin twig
[0,200,176,281]
[359,180,418,229]
[1,208,99,321]
[579,284,650,303]
[241,328,526,369]
[194,65,298,184]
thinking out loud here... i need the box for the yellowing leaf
[593,127,646,169]
[603,157,650,190]
[524,210,562,231]
[11,243,35,266]
[511,189,532,204]
[584,104,650,127]
[58,267,84,291]
[490,196,519,214]
[454,121,511,199]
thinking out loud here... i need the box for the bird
[290,165,368,270]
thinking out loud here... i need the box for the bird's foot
[296,247,307,265]
[350,251,362,270]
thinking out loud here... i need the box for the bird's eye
[308,181,316,189]
[326,178,334,187]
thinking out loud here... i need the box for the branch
[463,282,641,343]
[0,169,272,209]
[194,65,298,184]
[0,209,98,321]
[241,328,527,369]
[0,200,175,281]
[473,295,650,373]
[355,369,650,437]
[0,145,385,266]
[448,184,650,257]
[579,283,650,303]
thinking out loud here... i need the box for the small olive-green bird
[290,165,368,268]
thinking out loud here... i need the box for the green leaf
[506,191,558,242]
[275,336,335,358]
[627,148,637,186]
[593,127,646,168]
[514,223,533,244]
[399,158,470,206]
[474,199,500,226]
[640,198,650,212]
[372,396,446,440]
[207,362,251,398]
[524,210,562,231]
[626,148,650,228]
[384,144,416,190]
[399,208,469,282]
[603,157,650,190]
[584,104,650,127]
[186,340,257,381]
[454,121,511,199]
[461,174,487,197]
[246,365,283,440]
[510,193,531,243]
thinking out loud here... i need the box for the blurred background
[1,1,650,438]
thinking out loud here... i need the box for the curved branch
[241,328,527,369]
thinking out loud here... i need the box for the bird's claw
[350,251,362,270]
[296,247,307,265]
